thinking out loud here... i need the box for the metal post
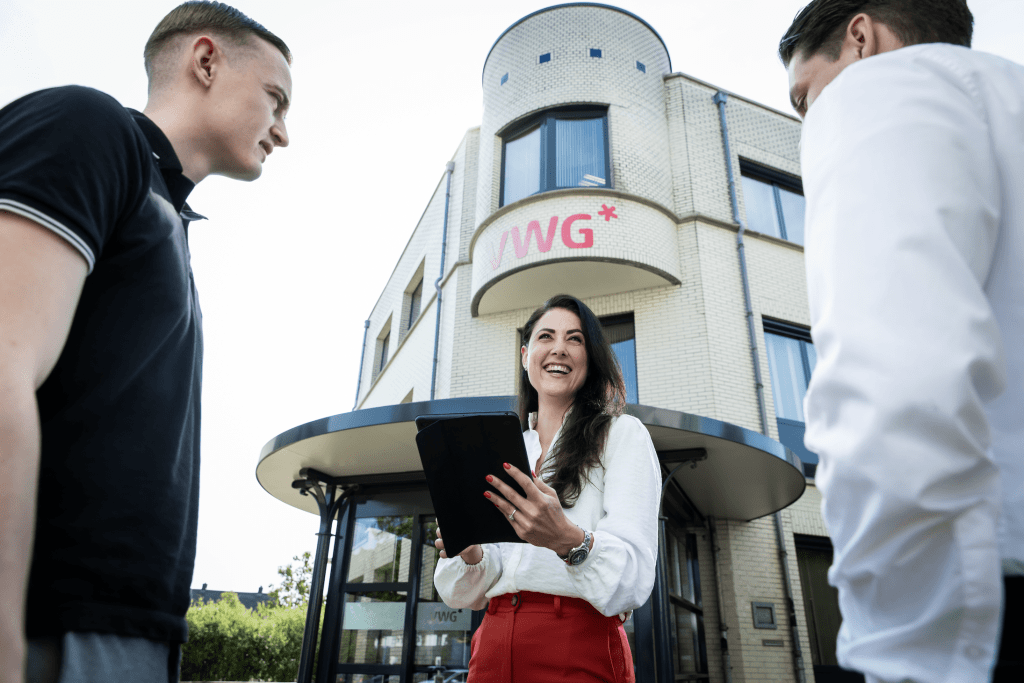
[295,477,339,683]
[316,492,358,683]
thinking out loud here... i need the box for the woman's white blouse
[433,414,661,618]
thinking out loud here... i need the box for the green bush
[181,592,309,682]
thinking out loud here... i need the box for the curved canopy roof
[257,397,804,522]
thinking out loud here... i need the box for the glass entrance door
[331,504,474,683]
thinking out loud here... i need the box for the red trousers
[467,591,635,683]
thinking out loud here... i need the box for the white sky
[1,0,1020,595]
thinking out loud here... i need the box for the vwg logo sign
[488,204,619,271]
[417,604,471,631]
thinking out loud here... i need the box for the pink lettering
[490,231,508,270]
[561,214,593,249]
[512,217,559,258]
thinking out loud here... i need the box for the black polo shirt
[0,86,204,643]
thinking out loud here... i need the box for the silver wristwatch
[560,527,592,566]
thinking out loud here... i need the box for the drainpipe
[708,517,732,683]
[430,161,456,400]
[714,90,806,683]
[352,319,370,410]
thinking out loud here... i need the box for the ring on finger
[509,508,517,522]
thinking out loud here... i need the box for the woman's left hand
[485,464,583,556]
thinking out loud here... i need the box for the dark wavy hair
[517,295,626,508]
[778,0,973,66]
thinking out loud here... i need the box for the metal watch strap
[560,527,591,564]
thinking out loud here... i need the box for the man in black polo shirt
[0,2,291,681]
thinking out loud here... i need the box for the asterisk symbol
[598,204,618,221]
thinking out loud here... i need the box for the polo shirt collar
[127,109,201,218]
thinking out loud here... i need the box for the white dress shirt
[801,44,1024,683]
[433,414,661,618]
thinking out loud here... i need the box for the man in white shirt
[780,1,1023,681]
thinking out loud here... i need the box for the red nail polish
[531,470,536,478]
[504,462,511,470]
[486,475,493,483]
[484,491,491,499]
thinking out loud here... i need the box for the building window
[590,48,602,58]
[601,313,638,404]
[408,278,423,329]
[665,524,708,677]
[539,52,551,64]
[741,161,806,245]
[763,319,818,476]
[500,107,610,207]
[379,331,390,374]
[373,317,392,382]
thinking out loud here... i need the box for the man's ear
[189,36,219,88]
[843,13,885,60]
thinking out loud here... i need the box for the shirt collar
[127,109,202,218]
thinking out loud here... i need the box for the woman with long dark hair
[434,294,661,683]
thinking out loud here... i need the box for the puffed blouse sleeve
[433,543,503,611]
[566,415,661,616]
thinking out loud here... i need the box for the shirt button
[510,595,519,606]
[966,646,984,659]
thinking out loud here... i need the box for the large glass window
[764,320,818,476]
[741,161,805,245]
[665,523,707,677]
[501,108,609,207]
[601,313,638,404]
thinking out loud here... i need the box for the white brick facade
[352,5,832,682]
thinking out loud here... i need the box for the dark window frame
[499,105,611,208]
[740,159,805,244]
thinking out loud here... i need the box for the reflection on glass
[348,516,414,584]
[420,520,440,601]
[339,592,406,666]
[805,341,817,377]
[779,186,806,245]
[741,175,781,238]
[503,127,541,206]
[667,528,693,603]
[670,604,701,674]
[415,521,471,671]
[554,117,606,189]
[340,676,400,683]
[765,333,808,422]
[611,340,638,404]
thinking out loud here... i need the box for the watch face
[568,549,588,565]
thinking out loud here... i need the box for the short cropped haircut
[779,0,973,65]
[144,1,291,85]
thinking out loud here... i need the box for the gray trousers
[25,632,179,683]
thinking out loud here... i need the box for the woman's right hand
[435,525,483,565]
